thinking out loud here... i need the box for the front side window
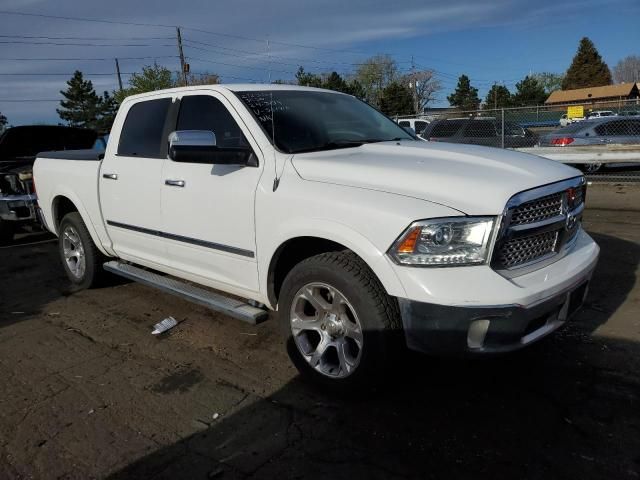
[595,120,628,136]
[235,90,414,154]
[118,98,171,158]
[176,95,248,149]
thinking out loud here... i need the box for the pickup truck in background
[34,85,599,390]
[0,125,97,243]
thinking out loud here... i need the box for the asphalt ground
[1,183,639,479]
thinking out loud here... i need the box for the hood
[291,140,580,214]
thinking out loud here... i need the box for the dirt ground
[1,183,639,480]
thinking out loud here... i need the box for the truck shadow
[104,231,640,480]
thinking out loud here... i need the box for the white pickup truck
[34,85,599,389]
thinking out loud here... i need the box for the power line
[0,56,179,61]
[0,10,175,29]
[0,40,176,47]
[0,34,173,41]
[0,72,134,76]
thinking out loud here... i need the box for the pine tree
[512,76,547,106]
[379,81,414,116]
[295,67,322,88]
[562,37,612,90]
[484,84,512,109]
[57,71,101,129]
[447,75,480,110]
[323,72,349,93]
[95,91,118,134]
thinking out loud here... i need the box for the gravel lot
[1,183,639,480]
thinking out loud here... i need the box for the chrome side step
[103,261,269,325]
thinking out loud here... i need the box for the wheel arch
[264,229,407,309]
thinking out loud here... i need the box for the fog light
[467,319,491,349]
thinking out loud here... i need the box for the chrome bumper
[0,193,38,222]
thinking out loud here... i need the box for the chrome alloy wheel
[290,282,363,378]
[62,225,86,279]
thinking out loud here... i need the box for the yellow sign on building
[567,105,584,119]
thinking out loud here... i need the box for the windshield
[235,90,415,154]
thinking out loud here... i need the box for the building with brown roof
[545,83,639,106]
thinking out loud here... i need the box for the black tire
[0,219,14,245]
[278,251,402,392]
[58,212,106,289]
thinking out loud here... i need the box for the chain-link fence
[395,99,640,175]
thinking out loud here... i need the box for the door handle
[102,173,118,180]
[165,179,185,187]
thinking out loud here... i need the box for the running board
[103,261,269,325]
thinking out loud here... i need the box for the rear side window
[595,120,632,136]
[464,120,497,138]
[118,98,171,158]
[415,121,427,134]
[429,120,465,138]
[398,121,410,127]
[177,95,247,149]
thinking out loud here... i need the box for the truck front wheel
[58,212,105,289]
[278,251,402,390]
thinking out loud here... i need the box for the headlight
[388,217,496,266]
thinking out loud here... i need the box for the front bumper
[395,229,599,354]
[0,193,38,223]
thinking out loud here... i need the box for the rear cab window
[118,98,172,158]
[429,120,465,138]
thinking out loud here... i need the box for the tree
[323,71,349,93]
[354,54,398,107]
[295,67,322,88]
[512,75,547,106]
[57,71,101,129]
[187,72,220,86]
[343,79,366,100]
[402,70,441,112]
[484,84,512,109]
[613,55,640,83]
[95,91,118,133]
[562,37,612,90]
[532,72,565,94]
[447,75,480,110]
[114,63,175,103]
[379,81,414,117]
[0,111,7,133]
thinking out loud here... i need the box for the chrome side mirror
[168,130,255,166]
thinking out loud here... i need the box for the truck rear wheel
[58,212,106,289]
[278,251,402,391]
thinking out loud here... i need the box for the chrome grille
[497,231,558,269]
[510,192,563,226]
[492,177,586,272]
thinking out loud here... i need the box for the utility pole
[115,58,123,91]
[176,26,188,86]
[411,55,418,113]
[266,38,271,84]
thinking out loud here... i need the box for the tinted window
[415,121,427,134]
[628,120,640,135]
[0,126,96,159]
[398,121,410,127]
[595,120,629,136]
[118,98,171,158]
[429,120,465,138]
[236,90,413,154]
[464,120,497,138]
[177,95,248,149]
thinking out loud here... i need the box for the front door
[160,92,263,294]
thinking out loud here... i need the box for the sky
[0,0,639,125]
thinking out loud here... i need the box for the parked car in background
[397,118,429,136]
[586,110,617,119]
[540,117,640,172]
[34,85,598,390]
[92,134,110,152]
[422,118,538,148]
[559,113,585,127]
[0,125,97,243]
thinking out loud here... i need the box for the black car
[421,118,538,148]
[0,125,97,243]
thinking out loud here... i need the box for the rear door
[159,92,263,294]
[462,120,499,147]
[100,96,173,265]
